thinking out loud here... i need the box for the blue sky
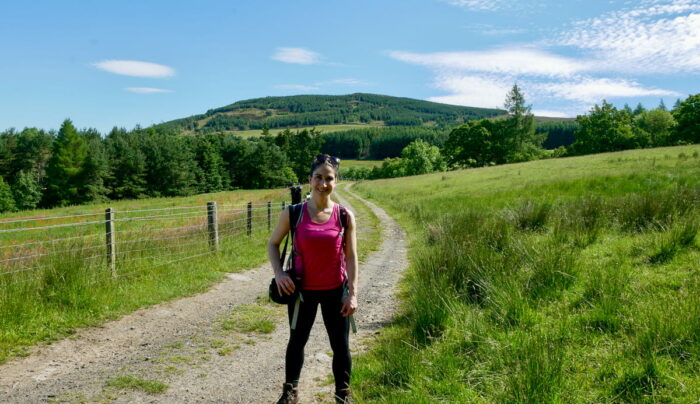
[1,0,698,133]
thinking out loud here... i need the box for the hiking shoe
[335,388,353,404]
[276,383,299,404]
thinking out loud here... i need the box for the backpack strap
[338,204,348,231]
[280,203,304,267]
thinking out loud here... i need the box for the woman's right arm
[267,207,295,296]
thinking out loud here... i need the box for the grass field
[0,180,383,365]
[231,124,384,138]
[351,145,700,403]
[0,188,288,363]
[342,160,383,170]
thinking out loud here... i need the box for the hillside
[155,93,505,134]
[352,145,700,402]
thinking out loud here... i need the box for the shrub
[509,201,551,231]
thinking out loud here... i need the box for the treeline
[567,98,696,155]
[444,91,700,169]
[345,88,700,180]
[320,126,447,160]
[156,93,504,133]
[0,122,324,212]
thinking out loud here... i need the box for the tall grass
[0,190,285,363]
[352,145,700,402]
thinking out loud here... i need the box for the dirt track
[0,185,407,403]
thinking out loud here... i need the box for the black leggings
[285,286,351,391]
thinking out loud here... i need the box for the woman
[268,154,358,404]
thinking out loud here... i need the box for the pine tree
[633,103,646,116]
[79,129,110,203]
[658,99,667,111]
[503,84,541,162]
[43,119,88,207]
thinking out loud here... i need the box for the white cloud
[94,60,174,78]
[558,0,700,73]
[533,78,680,103]
[125,87,173,94]
[388,48,586,77]
[427,74,512,108]
[446,0,505,11]
[272,48,321,65]
[531,109,571,118]
[274,84,320,91]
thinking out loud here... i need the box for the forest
[155,93,504,133]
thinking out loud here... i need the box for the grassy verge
[0,188,287,364]
[352,145,700,402]
[334,184,381,262]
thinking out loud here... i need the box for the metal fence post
[267,201,271,231]
[247,202,252,236]
[281,201,286,211]
[105,208,116,278]
[207,202,219,251]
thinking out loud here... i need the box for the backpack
[269,202,348,305]
[287,202,348,263]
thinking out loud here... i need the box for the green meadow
[0,188,288,363]
[342,160,383,170]
[0,182,383,365]
[352,145,700,403]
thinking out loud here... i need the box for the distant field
[352,145,700,402]
[341,159,382,170]
[231,124,384,138]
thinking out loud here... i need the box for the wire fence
[0,198,290,288]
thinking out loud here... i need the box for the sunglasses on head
[314,154,340,166]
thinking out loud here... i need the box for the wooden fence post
[282,201,286,211]
[267,201,272,231]
[207,202,219,251]
[105,208,116,278]
[247,202,252,236]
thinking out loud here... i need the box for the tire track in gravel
[0,184,407,403]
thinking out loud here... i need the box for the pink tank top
[294,202,346,290]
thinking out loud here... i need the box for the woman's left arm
[341,209,358,318]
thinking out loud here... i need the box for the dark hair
[309,154,340,176]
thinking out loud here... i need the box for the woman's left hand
[341,294,357,318]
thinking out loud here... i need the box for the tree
[105,127,148,199]
[444,120,498,167]
[671,94,700,144]
[0,176,16,212]
[569,101,637,155]
[673,98,682,111]
[193,135,227,193]
[12,170,42,210]
[634,109,675,146]
[43,119,88,207]
[633,103,646,116]
[276,128,324,181]
[233,140,296,188]
[400,139,445,176]
[79,128,110,203]
[658,99,667,111]
[503,84,542,162]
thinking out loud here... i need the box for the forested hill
[155,93,505,134]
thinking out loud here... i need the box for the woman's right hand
[275,272,296,296]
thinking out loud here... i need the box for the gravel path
[0,185,407,403]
